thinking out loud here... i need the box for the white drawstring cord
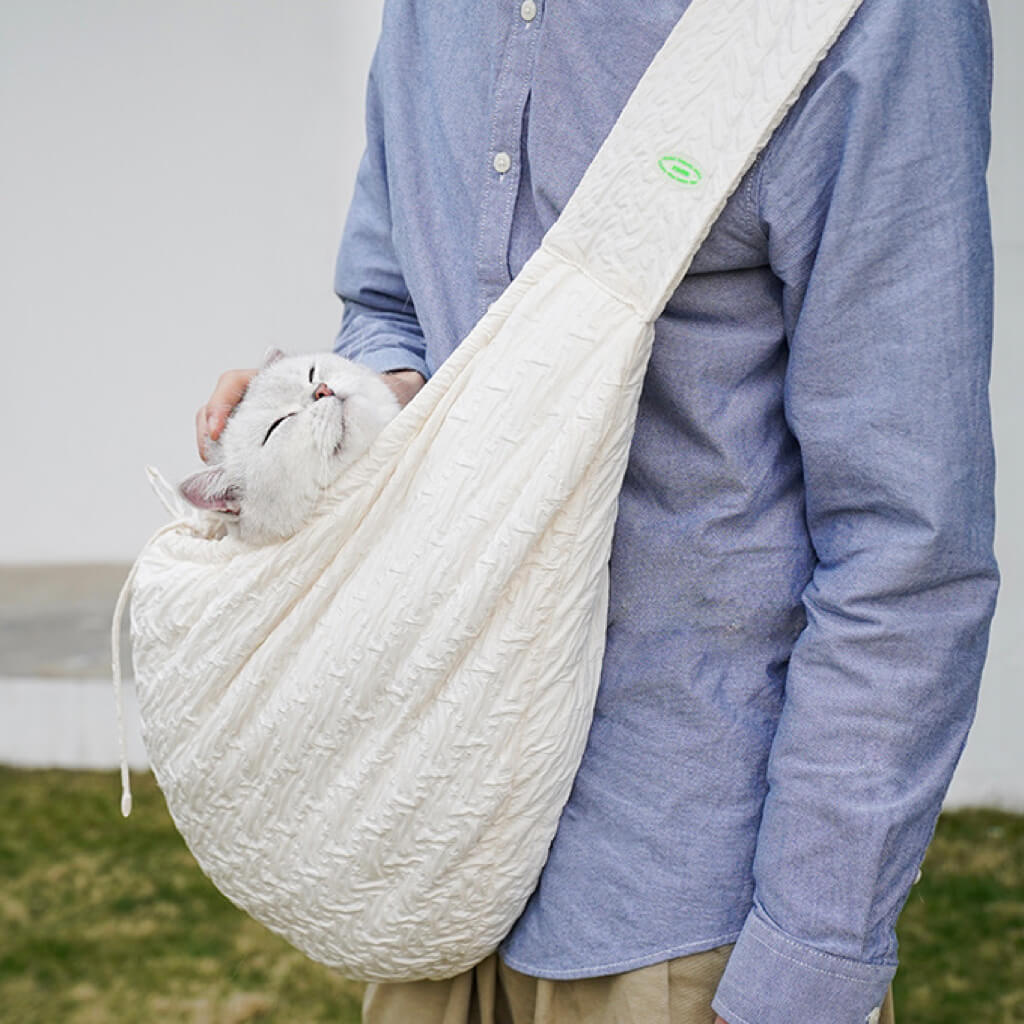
[111,561,138,816]
[112,468,197,817]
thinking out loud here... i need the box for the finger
[217,370,257,410]
[195,405,211,462]
[201,369,257,449]
[206,403,233,442]
[216,370,254,408]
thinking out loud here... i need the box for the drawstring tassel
[112,474,192,819]
[112,563,136,817]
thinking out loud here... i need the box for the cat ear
[178,468,241,516]
[262,347,287,368]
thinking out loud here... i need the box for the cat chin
[231,506,309,546]
[235,522,292,546]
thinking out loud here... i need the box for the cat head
[179,349,400,544]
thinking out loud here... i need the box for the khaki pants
[362,947,896,1024]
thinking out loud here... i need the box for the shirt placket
[475,0,545,316]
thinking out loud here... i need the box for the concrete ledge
[0,564,133,678]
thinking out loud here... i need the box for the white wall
[0,0,386,560]
[0,1,1020,806]
[945,0,1024,809]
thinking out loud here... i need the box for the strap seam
[538,240,651,322]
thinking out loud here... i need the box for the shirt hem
[498,929,742,981]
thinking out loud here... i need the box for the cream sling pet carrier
[115,0,863,982]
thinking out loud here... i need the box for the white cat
[180,349,400,545]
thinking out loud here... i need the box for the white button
[520,1,537,22]
[493,151,512,174]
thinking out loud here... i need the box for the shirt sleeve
[711,3,999,1023]
[332,48,429,379]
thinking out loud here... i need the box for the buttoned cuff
[342,344,430,381]
[711,907,895,1024]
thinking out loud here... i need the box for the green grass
[896,809,1024,1021]
[0,769,363,1024]
[1,768,1022,1023]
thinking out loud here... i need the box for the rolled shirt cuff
[711,907,895,1024]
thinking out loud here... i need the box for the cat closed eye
[262,413,296,446]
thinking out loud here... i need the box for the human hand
[382,369,426,407]
[714,1017,730,1024]
[195,368,258,461]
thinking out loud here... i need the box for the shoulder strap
[542,0,864,322]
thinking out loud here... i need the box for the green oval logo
[658,155,703,186]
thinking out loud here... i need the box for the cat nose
[312,382,334,401]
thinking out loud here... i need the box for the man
[197,1,998,1021]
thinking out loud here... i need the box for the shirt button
[493,151,512,174]
[520,0,537,21]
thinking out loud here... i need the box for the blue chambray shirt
[332,2,999,1022]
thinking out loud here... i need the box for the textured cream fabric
[123,0,863,983]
